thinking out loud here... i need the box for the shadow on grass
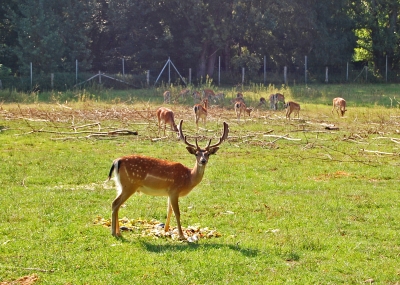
[138,240,260,257]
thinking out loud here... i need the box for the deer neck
[190,161,206,187]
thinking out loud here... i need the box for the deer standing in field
[163,91,171,104]
[107,120,229,240]
[284,101,300,120]
[332,97,347,117]
[234,101,247,122]
[212,92,225,103]
[193,99,208,130]
[156,107,179,136]
[269,93,285,110]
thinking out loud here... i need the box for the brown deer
[234,101,247,122]
[163,91,171,104]
[269,93,285,110]
[192,91,202,102]
[257,97,267,107]
[179,89,190,100]
[156,107,179,136]
[107,120,229,240]
[284,101,300,120]
[332,97,347,117]
[193,99,208,130]
[202,89,215,100]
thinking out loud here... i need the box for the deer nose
[200,158,207,164]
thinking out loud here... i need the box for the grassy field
[0,84,399,284]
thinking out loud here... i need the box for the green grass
[0,84,400,284]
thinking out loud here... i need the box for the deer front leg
[165,197,173,232]
[168,194,186,240]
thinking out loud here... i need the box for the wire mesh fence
[0,56,399,92]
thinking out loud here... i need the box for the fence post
[365,66,368,81]
[189,68,192,85]
[51,73,54,88]
[147,70,150,86]
[242,67,245,84]
[386,55,388,82]
[305,56,307,84]
[76,60,78,85]
[264,55,266,85]
[284,66,287,85]
[346,62,349,81]
[325,67,328,83]
[0,80,2,89]
[122,58,125,77]
[218,56,221,86]
[99,71,101,84]
[30,62,33,90]
[168,57,171,84]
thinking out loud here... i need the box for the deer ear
[186,146,197,155]
[208,147,220,155]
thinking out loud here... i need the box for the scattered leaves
[94,216,221,242]
[0,274,38,285]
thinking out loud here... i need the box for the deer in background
[179,89,190,100]
[269,93,285,110]
[163,91,171,104]
[193,98,208,130]
[332,97,347,117]
[284,101,300,120]
[156,107,179,136]
[257,97,267,107]
[107,120,229,240]
[192,91,202,102]
[202,89,215,100]
[234,101,247,122]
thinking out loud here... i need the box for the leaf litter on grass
[93,216,221,243]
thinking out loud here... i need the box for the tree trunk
[197,40,209,78]
[206,48,218,77]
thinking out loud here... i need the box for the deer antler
[206,122,229,150]
[178,120,197,149]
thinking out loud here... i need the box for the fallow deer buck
[332,97,347,117]
[156,107,178,136]
[193,99,208,130]
[107,120,229,240]
[163,91,171,104]
[284,101,300,120]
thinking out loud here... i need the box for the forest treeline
[0,0,399,82]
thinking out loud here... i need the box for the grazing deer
[156,107,179,136]
[234,101,247,122]
[269,93,285,110]
[212,92,225,103]
[202,89,215,100]
[332,97,347,117]
[193,99,208,130]
[107,120,229,240]
[179,89,190,100]
[257,97,267,107]
[284,101,300,120]
[163,91,171,104]
[192,91,202,102]
[245,107,253,117]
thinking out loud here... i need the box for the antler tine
[178,120,196,148]
[207,122,229,150]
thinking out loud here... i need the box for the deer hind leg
[111,181,137,237]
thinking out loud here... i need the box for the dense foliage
[0,0,399,81]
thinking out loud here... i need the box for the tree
[5,0,92,74]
